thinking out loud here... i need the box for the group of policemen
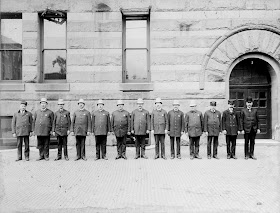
[12,96,260,161]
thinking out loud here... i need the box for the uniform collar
[41,108,47,112]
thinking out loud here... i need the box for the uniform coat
[12,110,33,136]
[111,110,131,137]
[185,110,204,137]
[131,109,150,135]
[92,110,111,135]
[240,108,260,133]
[52,109,71,136]
[204,110,222,136]
[33,109,54,136]
[151,109,168,134]
[70,109,91,136]
[222,109,240,135]
[168,110,184,137]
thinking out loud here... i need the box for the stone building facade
[0,0,280,147]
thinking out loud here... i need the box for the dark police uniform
[33,109,54,160]
[52,109,71,160]
[222,109,240,158]
[111,110,131,159]
[12,110,33,160]
[151,109,168,159]
[70,109,91,160]
[185,110,204,159]
[92,109,111,159]
[131,108,150,158]
[204,109,222,158]
[240,108,260,158]
[168,109,184,158]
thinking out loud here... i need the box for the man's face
[58,104,64,110]
[190,105,196,111]
[137,103,143,110]
[210,105,216,111]
[40,102,47,109]
[155,102,162,110]
[20,104,26,111]
[246,101,253,109]
[97,104,104,111]
[79,103,85,109]
[117,104,124,111]
[228,104,234,110]
[173,104,179,111]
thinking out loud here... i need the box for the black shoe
[227,156,231,159]
[102,157,108,160]
[74,157,81,161]
[36,157,44,161]
[190,155,194,160]
[94,157,100,161]
[195,155,202,159]
[154,155,159,160]
[141,155,148,159]
[122,155,127,160]
[245,156,249,160]
[162,156,167,160]
[134,156,140,159]
[213,156,219,160]
[251,156,257,160]
[207,156,211,159]
[177,155,181,159]
[65,157,69,161]
[15,158,22,162]
[25,157,29,161]
[115,155,122,160]
[45,158,49,161]
[232,156,237,159]
[170,156,175,159]
[54,157,61,161]
[82,157,87,161]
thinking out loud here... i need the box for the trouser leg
[176,137,181,157]
[189,137,195,157]
[62,136,68,158]
[76,136,81,159]
[231,135,237,157]
[95,136,101,158]
[17,136,23,159]
[37,136,44,158]
[57,136,63,158]
[194,137,200,157]
[154,134,159,157]
[244,133,250,157]
[121,136,127,157]
[80,136,86,158]
[135,135,141,157]
[23,136,30,159]
[140,135,146,156]
[101,135,107,158]
[226,135,230,156]
[249,129,256,157]
[116,137,122,156]
[43,136,50,159]
[170,136,175,157]
[207,136,212,156]
[160,134,165,158]
[213,136,218,157]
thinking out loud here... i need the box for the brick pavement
[0,143,280,213]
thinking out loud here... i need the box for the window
[0,13,22,81]
[122,8,150,83]
[0,116,16,147]
[40,9,66,82]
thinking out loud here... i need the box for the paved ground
[0,142,280,213]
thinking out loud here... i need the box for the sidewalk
[0,143,280,213]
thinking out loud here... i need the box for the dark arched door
[229,58,272,139]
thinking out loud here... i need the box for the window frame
[39,11,67,83]
[122,10,150,83]
[0,13,22,82]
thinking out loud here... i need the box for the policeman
[240,97,260,160]
[204,101,222,159]
[151,98,168,160]
[185,100,204,160]
[222,100,241,159]
[12,100,33,161]
[33,98,54,161]
[70,99,91,161]
[131,98,150,159]
[168,100,184,159]
[52,99,71,161]
[92,99,111,160]
[111,100,131,160]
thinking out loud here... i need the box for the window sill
[0,83,25,91]
[34,83,70,91]
[119,83,154,91]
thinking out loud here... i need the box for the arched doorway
[229,58,272,139]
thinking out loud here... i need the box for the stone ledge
[0,83,25,91]
[34,83,70,91]
[119,83,154,91]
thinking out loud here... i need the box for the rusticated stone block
[68,21,95,32]
[95,71,122,83]
[153,0,187,11]
[67,71,95,83]
[68,0,94,12]
[151,53,204,65]
[22,52,38,66]
[22,20,38,32]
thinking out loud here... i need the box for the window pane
[253,100,258,107]
[126,49,147,81]
[44,50,66,80]
[237,92,244,99]
[44,19,66,49]
[1,18,22,49]
[126,20,146,48]
[1,50,22,80]
[0,117,13,138]
[259,92,266,98]
[238,100,244,108]
[259,100,266,107]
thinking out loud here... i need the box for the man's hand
[237,131,241,135]
[87,132,90,136]
[71,132,74,136]
[165,130,168,134]
[131,130,135,134]
[181,131,184,135]
[205,132,208,136]
[111,132,115,135]
[12,133,16,138]
[29,132,33,137]
[67,130,70,135]
[241,130,245,134]
[52,132,56,136]
[257,129,261,134]
[146,130,150,134]
[127,132,131,135]
[151,130,154,134]
[222,130,227,135]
